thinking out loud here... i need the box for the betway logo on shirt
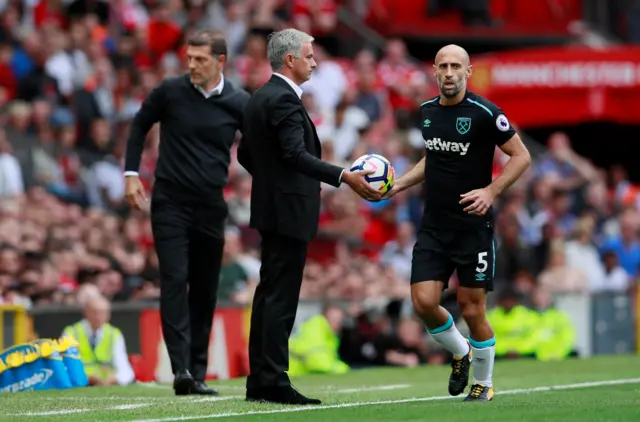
[424,138,470,155]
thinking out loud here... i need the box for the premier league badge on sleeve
[496,114,510,132]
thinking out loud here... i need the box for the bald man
[63,296,135,386]
[383,44,531,402]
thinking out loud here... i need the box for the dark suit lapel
[269,74,322,157]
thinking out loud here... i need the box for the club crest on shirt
[456,117,472,135]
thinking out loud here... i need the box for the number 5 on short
[475,252,489,281]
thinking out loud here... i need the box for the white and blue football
[349,154,395,194]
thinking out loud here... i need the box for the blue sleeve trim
[466,98,494,116]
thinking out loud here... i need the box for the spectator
[599,250,633,293]
[218,227,257,305]
[538,240,588,294]
[0,128,24,197]
[564,217,606,292]
[380,221,415,282]
[600,208,640,278]
[62,295,135,386]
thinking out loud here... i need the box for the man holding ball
[238,28,381,405]
[383,44,531,402]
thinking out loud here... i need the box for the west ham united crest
[456,117,471,135]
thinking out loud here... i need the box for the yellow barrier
[0,305,29,351]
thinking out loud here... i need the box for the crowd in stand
[0,0,637,316]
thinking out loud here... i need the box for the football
[349,154,395,194]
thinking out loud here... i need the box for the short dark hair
[187,30,227,57]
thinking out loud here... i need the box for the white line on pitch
[7,395,241,417]
[137,382,170,389]
[9,409,91,417]
[335,384,411,393]
[136,382,409,393]
[137,382,245,390]
[110,404,154,410]
[129,377,640,422]
[189,396,242,403]
[40,396,165,401]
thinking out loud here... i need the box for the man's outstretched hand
[342,168,382,202]
[380,178,409,201]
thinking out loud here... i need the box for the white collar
[193,74,224,98]
[82,319,102,336]
[273,72,303,99]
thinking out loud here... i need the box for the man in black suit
[124,30,250,395]
[238,28,380,405]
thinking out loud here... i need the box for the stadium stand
[0,0,637,372]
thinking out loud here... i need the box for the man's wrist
[394,178,408,193]
[124,171,139,177]
[487,183,502,197]
[339,169,345,185]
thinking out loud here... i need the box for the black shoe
[464,384,494,402]
[249,385,321,405]
[173,370,197,396]
[192,381,219,396]
[448,342,472,396]
[246,387,263,402]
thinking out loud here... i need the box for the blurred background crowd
[0,0,637,367]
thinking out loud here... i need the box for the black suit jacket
[238,75,343,242]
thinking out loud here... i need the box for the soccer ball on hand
[349,154,395,195]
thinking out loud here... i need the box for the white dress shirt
[273,72,303,99]
[123,75,225,177]
[66,320,136,386]
[193,74,225,98]
[273,73,344,184]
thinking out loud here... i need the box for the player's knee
[457,290,486,324]
[411,282,441,316]
[460,302,485,324]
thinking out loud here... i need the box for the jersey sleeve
[486,105,516,146]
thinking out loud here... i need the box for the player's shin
[468,325,496,387]
[426,311,470,358]
[413,284,469,358]
[424,308,472,397]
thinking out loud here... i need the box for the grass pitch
[2,355,640,421]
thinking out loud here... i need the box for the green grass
[3,355,640,421]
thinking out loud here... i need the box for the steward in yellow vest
[63,321,120,384]
[62,296,134,386]
[531,288,577,361]
[487,288,540,358]
[288,305,350,376]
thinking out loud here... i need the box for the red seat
[371,0,583,37]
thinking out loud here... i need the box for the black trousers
[246,231,308,389]
[150,185,227,382]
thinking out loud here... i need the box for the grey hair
[267,29,314,71]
